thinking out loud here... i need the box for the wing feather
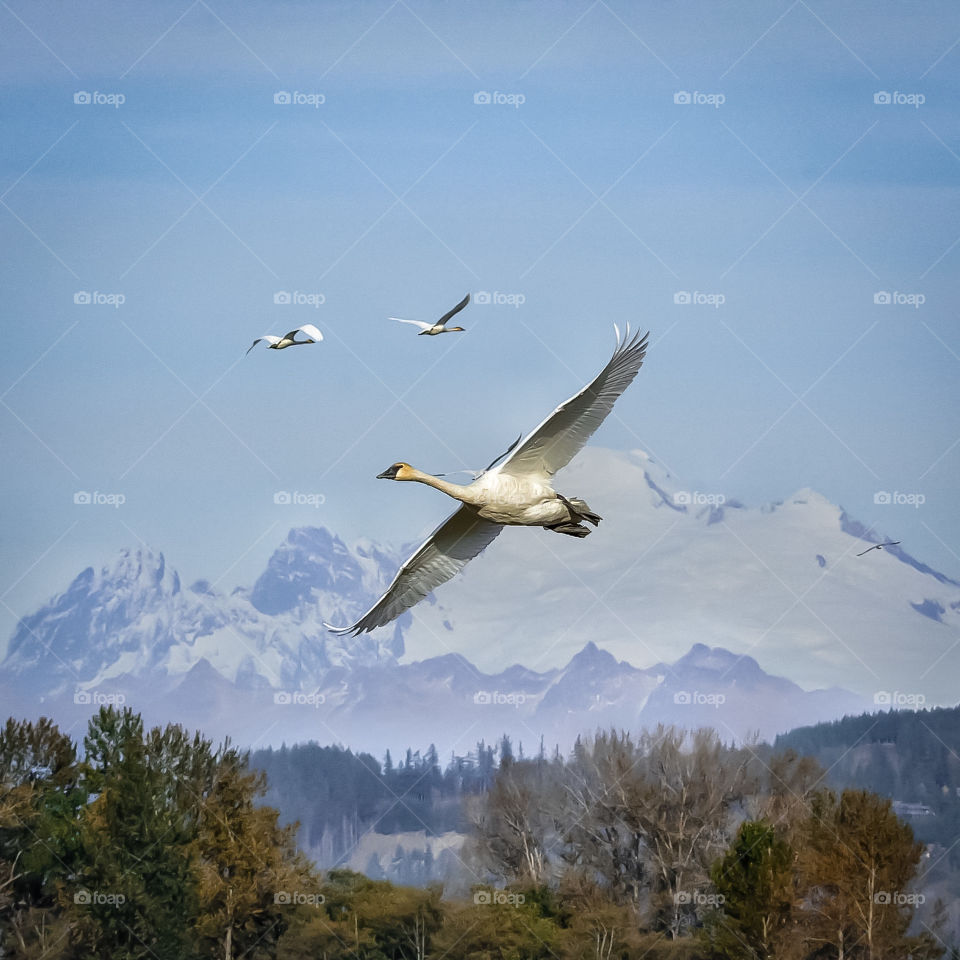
[436,293,470,327]
[497,326,649,479]
[392,318,433,330]
[297,323,323,342]
[324,506,503,635]
[246,335,280,355]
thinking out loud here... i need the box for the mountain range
[2,448,957,753]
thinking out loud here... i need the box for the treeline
[469,727,946,958]
[251,735,515,859]
[0,712,947,959]
[775,705,960,864]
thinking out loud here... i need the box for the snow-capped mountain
[2,447,957,753]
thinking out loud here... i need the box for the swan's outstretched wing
[497,325,649,480]
[246,335,280,355]
[437,293,470,327]
[391,318,433,331]
[325,506,503,635]
[297,323,323,342]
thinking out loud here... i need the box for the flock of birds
[247,294,650,634]
[245,293,471,357]
[247,294,899,637]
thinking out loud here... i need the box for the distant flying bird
[246,324,323,355]
[857,541,900,557]
[325,325,649,636]
[391,293,469,335]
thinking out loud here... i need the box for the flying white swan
[391,293,470,335]
[325,325,649,636]
[246,324,323,355]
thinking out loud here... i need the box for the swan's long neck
[405,467,480,505]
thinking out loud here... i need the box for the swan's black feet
[546,521,592,537]
[555,493,602,526]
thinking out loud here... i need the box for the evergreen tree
[703,820,793,959]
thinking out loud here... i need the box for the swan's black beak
[377,465,400,480]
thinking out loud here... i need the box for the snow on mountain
[405,447,960,708]
[2,445,957,752]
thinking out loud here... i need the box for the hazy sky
[1,0,959,661]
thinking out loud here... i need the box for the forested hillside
[1,709,951,958]
[775,705,960,865]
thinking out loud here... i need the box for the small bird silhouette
[857,541,900,557]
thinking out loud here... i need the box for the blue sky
[1,0,959,660]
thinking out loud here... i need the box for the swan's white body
[325,325,649,636]
[246,323,323,355]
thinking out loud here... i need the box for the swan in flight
[325,325,649,636]
[391,293,469,335]
[857,541,900,557]
[246,324,323,355]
